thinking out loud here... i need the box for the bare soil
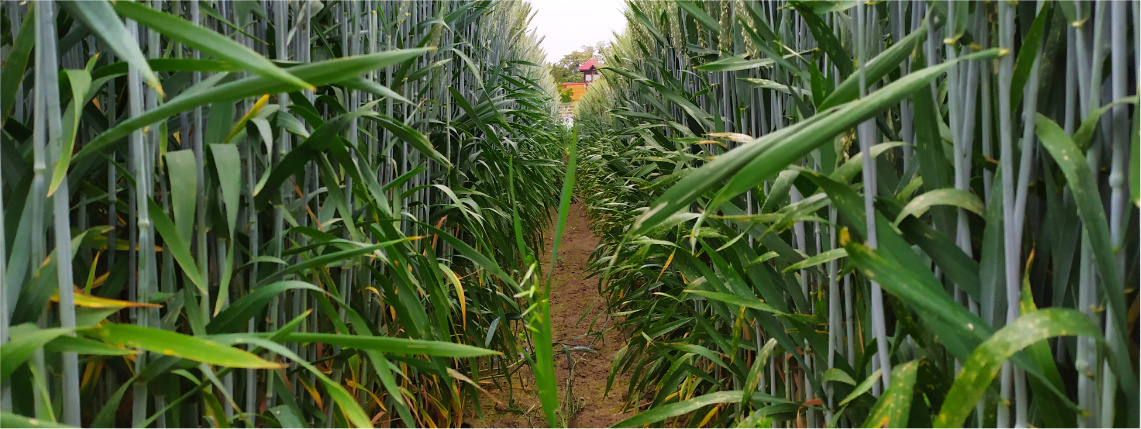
[464,202,633,428]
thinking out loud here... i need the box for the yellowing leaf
[52,287,161,309]
[224,94,270,143]
[439,265,466,330]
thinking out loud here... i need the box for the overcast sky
[527,0,629,63]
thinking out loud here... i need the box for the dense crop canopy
[0,0,571,427]
[575,1,1139,428]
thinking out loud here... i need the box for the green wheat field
[0,1,1137,428]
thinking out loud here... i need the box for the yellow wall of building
[563,84,588,102]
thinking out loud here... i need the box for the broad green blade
[613,390,792,428]
[1,412,75,428]
[281,333,499,358]
[83,324,284,369]
[0,8,34,125]
[1035,115,1137,399]
[0,325,71,382]
[162,150,198,240]
[147,200,205,293]
[863,360,921,428]
[629,49,1001,237]
[112,0,312,90]
[894,189,985,226]
[46,68,92,196]
[934,309,1101,428]
[207,281,322,334]
[59,0,162,94]
[74,49,429,162]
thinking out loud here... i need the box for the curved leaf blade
[59,0,162,94]
[83,324,284,369]
[111,0,312,90]
[934,309,1101,427]
[282,333,500,358]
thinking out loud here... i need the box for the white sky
[526,0,629,63]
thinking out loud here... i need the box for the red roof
[578,58,599,71]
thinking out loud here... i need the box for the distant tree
[560,87,574,103]
[549,42,607,83]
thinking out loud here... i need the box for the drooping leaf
[934,309,1101,428]
[0,325,72,383]
[280,333,499,358]
[46,69,92,196]
[111,1,311,90]
[207,281,323,334]
[0,9,34,125]
[894,189,984,225]
[863,360,921,428]
[83,324,284,369]
[613,390,792,428]
[74,49,430,162]
[1035,115,1135,398]
[59,0,163,94]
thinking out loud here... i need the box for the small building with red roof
[558,58,603,124]
[579,58,600,84]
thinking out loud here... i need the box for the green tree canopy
[548,42,607,83]
[560,87,574,103]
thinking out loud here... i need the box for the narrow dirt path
[466,202,633,428]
